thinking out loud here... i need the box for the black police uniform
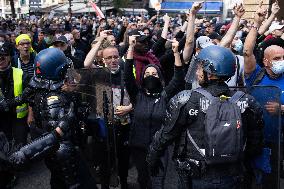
[0,44,30,189]
[148,81,264,189]
[1,48,96,189]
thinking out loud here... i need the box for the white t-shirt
[226,55,245,87]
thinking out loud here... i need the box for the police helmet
[196,46,236,78]
[34,48,70,81]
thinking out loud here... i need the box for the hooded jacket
[124,59,184,149]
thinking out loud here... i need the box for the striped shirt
[12,53,35,78]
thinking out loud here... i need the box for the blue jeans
[192,175,241,189]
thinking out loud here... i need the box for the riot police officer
[0,48,96,189]
[147,46,264,189]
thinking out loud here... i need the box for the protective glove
[146,148,164,177]
[149,158,164,177]
[0,132,9,171]
[0,132,20,170]
[8,151,26,166]
[57,102,75,136]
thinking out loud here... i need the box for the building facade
[224,0,283,21]
[0,0,65,17]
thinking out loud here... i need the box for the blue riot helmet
[196,45,236,78]
[34,48,70,81]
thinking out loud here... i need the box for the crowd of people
[0,0,283,189]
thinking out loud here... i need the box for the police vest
[12,67,28,118]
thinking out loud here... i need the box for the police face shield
[65,67,113,122]
[185,57,208,85]
[248,86,282,189]
[66,67,119,186]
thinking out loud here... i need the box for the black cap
[0,43,10,56]
[128,29,150,42]
[53,35,68,45]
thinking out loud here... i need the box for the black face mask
[143,75,162,94]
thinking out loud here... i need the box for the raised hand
[163,14,171,23]
[190,2,203,15]
[129,35,138,47]
[271,1,280,15]
[99,30,109,41]
[233,3,245,18]
[170,38,179,53]
[254,1,268,24]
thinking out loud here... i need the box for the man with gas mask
[125,35,184,189]
[147,46,264,189]
[0,48,96,189]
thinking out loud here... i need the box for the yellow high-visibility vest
[12,67,28,118]
[121,56,136,78]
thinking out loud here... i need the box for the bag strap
[187,130,205,157]
[120,70,125,106]
[229,91,245,104]
[235,56,241,86]
[194,88,216,102]
[252,68,266,85]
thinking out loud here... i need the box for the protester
[124,34,184,188]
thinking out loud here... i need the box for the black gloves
[57,102,75,136]
[146,146,164,176]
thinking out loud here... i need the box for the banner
[89,0,105,19]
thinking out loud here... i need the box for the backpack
[187,88,245,165]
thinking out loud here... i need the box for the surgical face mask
[271,60,284,75]
[0,41,4,46]
[232,39,243,54]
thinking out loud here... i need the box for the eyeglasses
[18,42,31,46]
[103,55,120,61]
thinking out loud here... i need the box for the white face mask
[232,39,243,53]
[0,41,4,46]
[271,60,284,75]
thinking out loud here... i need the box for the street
[13,148,179,189]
